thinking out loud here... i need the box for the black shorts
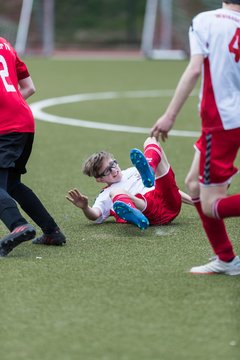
[0,132,34,174]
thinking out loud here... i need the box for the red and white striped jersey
[189,8,240,131]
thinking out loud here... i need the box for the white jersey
[92,167,154,223]
[189,8,240,130]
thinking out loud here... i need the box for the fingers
[150,127,159,141]
[150,127,155,138]
[66,193,77,204]
[151,119,172,142]
[68,188,80,195]
[150,114,173,142]
[68,188,81,198]
[161,132,168,142]
[66,188,83,202]
[150,127,167,142]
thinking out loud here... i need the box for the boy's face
[96,157,122,184]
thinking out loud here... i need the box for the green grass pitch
[0,57,239,360]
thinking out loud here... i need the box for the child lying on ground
[66,137,192,230]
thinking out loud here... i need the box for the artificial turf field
[0,57,239,360]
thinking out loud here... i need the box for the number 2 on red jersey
[0,55,16,92]
[229,28,240,63]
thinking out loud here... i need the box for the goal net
[0,0,54,56]
[141,0,221,59]
[0,1,22,45]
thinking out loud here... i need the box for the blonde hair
[82,151,114,178]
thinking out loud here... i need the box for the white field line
[30,90,200,137]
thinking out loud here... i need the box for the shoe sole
[32,235,66,246]
[190,268,240,276]
[190,271,240,276]
[130,149,155,188]
[32,239,66,246]
[0,226,36,257]
[190,271,217,275]
[113,201,149,230]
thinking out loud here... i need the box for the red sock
[192,198,235,262]
[112,194,136,223]
[213,194,240,218]
[144,144,161,172]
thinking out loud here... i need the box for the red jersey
[0,37,35,135]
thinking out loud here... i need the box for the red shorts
[194,135,202,153]
[136,167,182,225]
[199,129,240,185]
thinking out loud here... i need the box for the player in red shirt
[150,1,240,275]
[0,37,66,257]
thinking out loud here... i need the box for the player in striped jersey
[151,1,240,275]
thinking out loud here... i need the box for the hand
[150,114,175,142]
[66,188,89,209]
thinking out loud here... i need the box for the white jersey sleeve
[189,8,240,131]
[189,11,211,57]
[92,187,112,224]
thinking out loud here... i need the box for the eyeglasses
[98,159,118,177]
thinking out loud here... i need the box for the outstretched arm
[150,54,203,141]
[179,190,193,206]
[66,188,102,221]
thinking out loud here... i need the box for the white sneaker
[190,256,240,276]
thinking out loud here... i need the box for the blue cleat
[113,201,149,230]
[130,148,155,188]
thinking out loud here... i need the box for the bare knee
[201,201,213,217]
[109,189,127,199]
[185,175,199,198]
[200,185,228,218]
